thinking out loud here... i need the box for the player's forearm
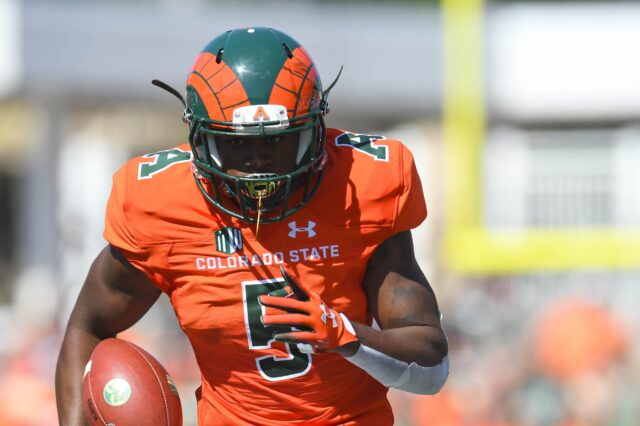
[336,321,449,395]
[55,324,103,426]
[336,321,447,367]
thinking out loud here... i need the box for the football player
[56,27,448,425]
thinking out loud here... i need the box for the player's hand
[259,267,358,352]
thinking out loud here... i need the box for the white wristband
[345,344,449,395]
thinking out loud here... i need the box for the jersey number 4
[335,132,389,161]
[138,149,192,180]
[243,279,312,381]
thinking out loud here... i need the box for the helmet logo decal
[215,227,243,255]
[233,105,288,132]
[253,106,271,121]
[288,221,317,239]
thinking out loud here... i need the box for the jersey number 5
[243,279,312,381]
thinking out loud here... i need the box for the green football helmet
[154,27,341,224]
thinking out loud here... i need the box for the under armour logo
[288,221,316,238]
[319,304,338,328]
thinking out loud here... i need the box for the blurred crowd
[392,275,640,426]
[1,270,639,425]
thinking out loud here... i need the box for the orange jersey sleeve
[395,139,428,232]
[104,163,138,254]
[315,128,427,245]
[103,145,201,294]
[103,164,171,293]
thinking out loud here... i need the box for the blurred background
[1,0,639,424]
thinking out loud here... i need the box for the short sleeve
[393,144,427,232]
[103,165,172,293]
[104,166,139,254]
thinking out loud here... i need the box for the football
[82,338,182,426]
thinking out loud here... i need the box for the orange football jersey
[104,128,427,425]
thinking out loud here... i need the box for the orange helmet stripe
[188,52,250,122]
[270,47,321,119]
